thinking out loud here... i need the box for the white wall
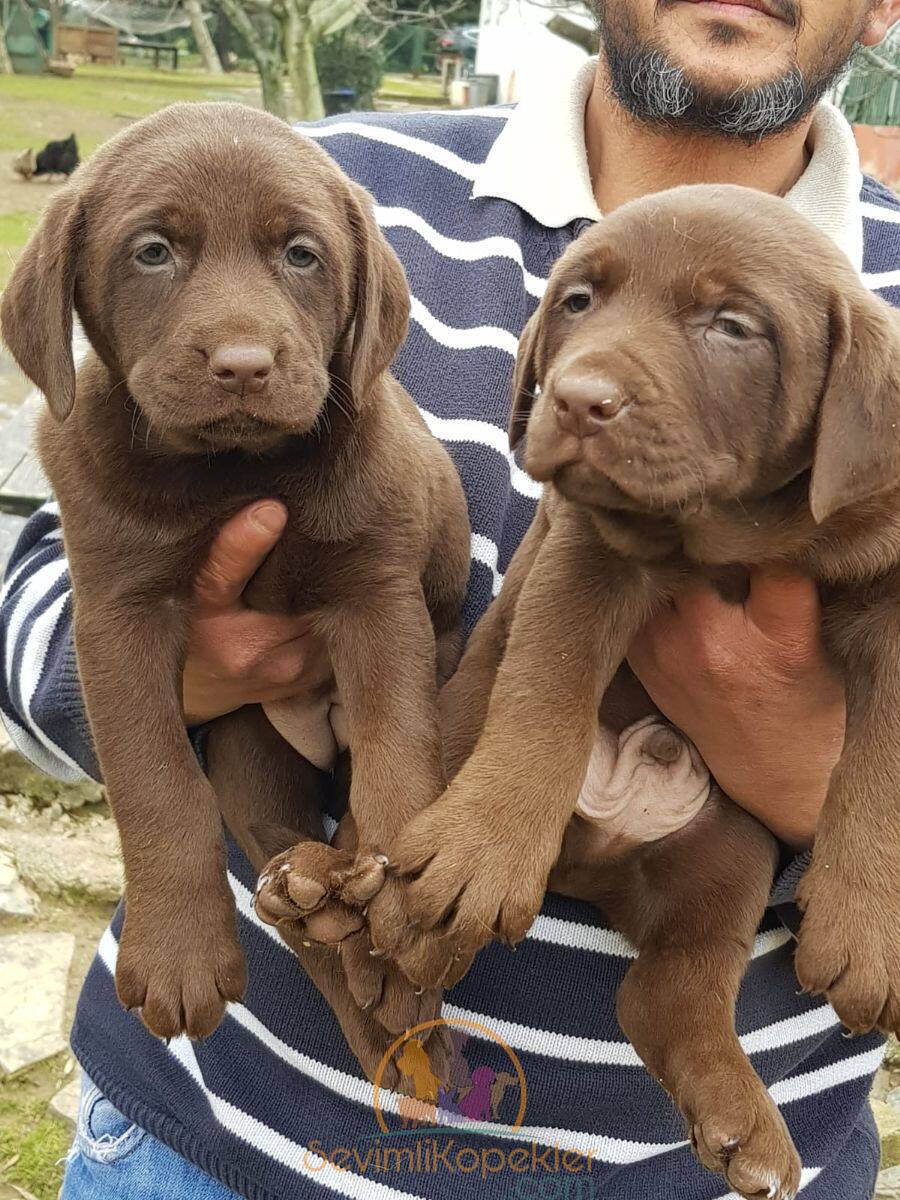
[475,0,590,102]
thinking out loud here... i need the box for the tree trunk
[185,0,223,74]
[213,8,233,71]
[285,24,324,121]
[216,0,288,118]
[0,25,13,75]
[258,55,288,117]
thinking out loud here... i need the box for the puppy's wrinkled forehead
[560,184,849,313]
[84,103,348,253]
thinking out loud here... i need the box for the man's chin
[597,0,850,140]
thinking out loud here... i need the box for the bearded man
[2,2,898,1197]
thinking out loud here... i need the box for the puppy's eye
[564,290,592,314]
[135,242,172,268]
[285,244,318,271]
[712,313,752,339]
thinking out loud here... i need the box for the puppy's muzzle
[553,373,628,438]
[209,343,274,396]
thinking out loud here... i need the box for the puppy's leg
[209,709,381,947]
[208,710,440,1069]
[391,509,657,989]
[73,596,245,1041]
[439,506,548,779]
[210,712,388,990]
[310,583,445,950]
[258,807,443,1036]
[795,609,900,1036]
[610,797,800,1200]
[259,582,448,1031]
[208,705,329,868]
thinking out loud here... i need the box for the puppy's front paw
[339,927,443,1034]
[685,1073,801,1200]
[116,897,246,1040]
[255,841,387,945]
[256,842,436,1033]
[796,857,900,1035]
[391,789,551,989]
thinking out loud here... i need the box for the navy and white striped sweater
[3,100,900,1200]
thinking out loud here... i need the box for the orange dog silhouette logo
[372,1016,527,1134]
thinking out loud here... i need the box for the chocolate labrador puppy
[364,185,900,1198]
[0,102,470,1068]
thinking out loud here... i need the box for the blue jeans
[61,1078,240,1200]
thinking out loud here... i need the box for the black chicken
[34,133,80,178]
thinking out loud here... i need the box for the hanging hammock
[67,0,192,36]
[833,25,900,128]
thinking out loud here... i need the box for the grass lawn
[0,211,37,286]
[0,1055,73,1200]
[0,62,264,292]
[379,73,444,101]
[0,63,443,292]
[0,62,263,158]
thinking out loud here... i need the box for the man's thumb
[193,502,287,610]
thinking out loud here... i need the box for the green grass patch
[0,62,261,156]
[0,1058,72,1200]
[0,63,444,297]
[0,212,41,289]
[379,73,444,101]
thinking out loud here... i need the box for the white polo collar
[472,58,864,272]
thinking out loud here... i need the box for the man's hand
[183,502,328,725]
[627,568,846,850]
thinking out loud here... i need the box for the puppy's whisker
[102,377,128,408]
[327,374,355,424]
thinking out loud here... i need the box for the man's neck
[585,64,814,214]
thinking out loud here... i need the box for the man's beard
[594,1,861,139]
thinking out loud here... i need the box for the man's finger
[193,502,287,610]
[745,566,820,640]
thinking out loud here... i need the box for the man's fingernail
[250,503,286,535]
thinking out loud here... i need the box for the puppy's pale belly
[265,694,711,847]
[264,692,347,771]
[576,717,711,843]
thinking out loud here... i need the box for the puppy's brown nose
[553,375,625,437]
[209,345,274,395]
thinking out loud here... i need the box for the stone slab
[0,931,74,1074]
[2,816,121,903]
[875,1098,900,1169]
[49,1068,82,1128]
[0,849,37,916]
[0,746,104,810]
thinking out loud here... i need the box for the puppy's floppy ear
[509,310,543,450]
[0,186,83,422]
[809,289,900,524]
[333,182,410,405]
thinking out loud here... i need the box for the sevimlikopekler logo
[302,1016,597,1194]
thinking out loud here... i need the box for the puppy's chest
[241,521,413,616]
[681,503,900,585]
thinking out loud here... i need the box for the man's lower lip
[675,0,778,20]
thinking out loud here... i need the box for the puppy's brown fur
[0,102,470,1067]
[385,186,900,1199]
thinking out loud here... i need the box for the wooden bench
[0,396,49,575]
[0,395,49,518]
[118,39,179,69]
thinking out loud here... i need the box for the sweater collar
[472,57,864,273]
